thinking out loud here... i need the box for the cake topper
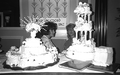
[74,2,92,29]
[74,2,91,15]
[74,2,93,41]
[20,15,46,38]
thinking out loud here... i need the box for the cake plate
[3,58,60,70]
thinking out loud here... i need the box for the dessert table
[0,54,120,75]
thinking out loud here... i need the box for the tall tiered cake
[5,16,58,69]
[65,2,113,67]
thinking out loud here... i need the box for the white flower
[10,46,16,50]
[74,2,91,15]
[26,23,41,32]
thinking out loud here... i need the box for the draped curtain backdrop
[94,0,108,47]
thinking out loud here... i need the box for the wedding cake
[5,16,58,69]
[65,2,113,67]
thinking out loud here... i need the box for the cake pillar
[89,30,91,39]
[84,31,86,41]
[81,31,83,40]
[75,30,78,39]
[88,14,90,22]
[84,14,86,20]
[31,30,37,38]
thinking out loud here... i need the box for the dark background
[0,0,20,27]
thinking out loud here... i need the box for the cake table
[0,54,120,75]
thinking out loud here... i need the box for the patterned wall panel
[29,0,70,23]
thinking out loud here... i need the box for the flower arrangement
[20,16,46,33]
[74,2,91,15]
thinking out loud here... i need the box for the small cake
[93,46,113,67]
[5,17,58,69]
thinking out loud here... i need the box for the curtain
[94,0,108,47]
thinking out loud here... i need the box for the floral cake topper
[74,2,91,14]
[20,15,47,38]
[20,15,46,32]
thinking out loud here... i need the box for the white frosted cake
[93,46,113,67]
[65,2,113,67]
[5,17,58,69]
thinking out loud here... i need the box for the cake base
[59,60,92,71]
[68,60,92,69]
[3,58,59,70]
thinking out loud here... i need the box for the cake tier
[66,52,94,62]
[75,21,92,31]
[66,43,95,61]
[67,45,94,53]
[6,52,58,68]
[19,45,47,55]
[22,38,43,47]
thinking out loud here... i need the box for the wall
[0,28,29,53]
[0,0,29,53]
[0,0,79,53]
[107,0,120,63]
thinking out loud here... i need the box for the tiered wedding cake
[65,2,113,67]
[5,16,58,69]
